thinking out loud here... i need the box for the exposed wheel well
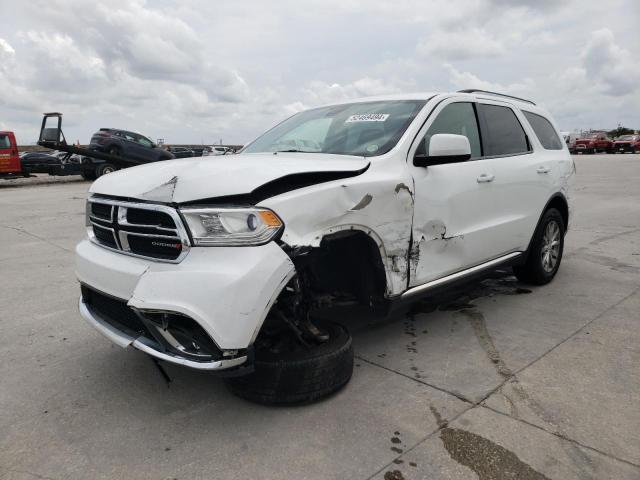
[288,230,388,306]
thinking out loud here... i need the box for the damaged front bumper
[76,239,295,370]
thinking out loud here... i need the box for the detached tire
[514,208,565,285]
[226,322,353,405]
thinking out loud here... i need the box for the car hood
[89,153,370,204]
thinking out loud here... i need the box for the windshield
[243,100,426,157]
[617,135,637,141]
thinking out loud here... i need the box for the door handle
[537,166,550,174]
[477,173,495,183]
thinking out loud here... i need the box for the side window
[136,135,153,148]
[120,132,136,142]
[0,135,10,149]
[419,102,481,158]
[477,104,530,156]
[523,112,563,150]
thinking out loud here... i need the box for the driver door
[408,100,502,287]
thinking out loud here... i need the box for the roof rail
[457,89,536,106]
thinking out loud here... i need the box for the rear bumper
[76,239,296,368]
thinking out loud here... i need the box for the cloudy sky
[1,0,638,145]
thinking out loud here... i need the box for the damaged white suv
[77,90,574,404]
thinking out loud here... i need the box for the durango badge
[152,241,182,249]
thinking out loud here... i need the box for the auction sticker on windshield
[345,114,389,123]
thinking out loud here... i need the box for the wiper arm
[275,149,310,153]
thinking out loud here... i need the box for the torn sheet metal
[141,176,178,202]
[262,163,415,296]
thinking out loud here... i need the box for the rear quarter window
[523,112,563,150]
[0,135,11,148]
[477,104,530,156]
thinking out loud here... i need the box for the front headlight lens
[180,207,283,246]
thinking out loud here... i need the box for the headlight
[180,207,283,246]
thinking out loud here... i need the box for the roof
[315,90,542,110]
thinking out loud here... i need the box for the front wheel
[514,208,565,285]
[225,321,354,405]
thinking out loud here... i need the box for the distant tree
[607,126,635,138]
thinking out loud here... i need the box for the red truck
[612,134,640,154]
[573,132,613,154]
[0,131,24,178]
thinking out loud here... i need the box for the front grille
[126,208,176,229]
[127,235,183,260]
[92,224,117,248]
[88,198,189,262]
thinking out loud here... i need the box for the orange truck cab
[0,131,22,176]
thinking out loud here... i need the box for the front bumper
[76,239,296,369]
[613,143,635,153]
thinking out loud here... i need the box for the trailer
[36,113,148,179]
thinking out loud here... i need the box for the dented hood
[89,153,370,203]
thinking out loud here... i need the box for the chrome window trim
[87,197,191,263]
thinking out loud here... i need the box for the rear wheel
[514,208,565,285]
[225,320,353,405]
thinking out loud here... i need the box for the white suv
[76,90,574,404]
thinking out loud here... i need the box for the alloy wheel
[541,220,561,273]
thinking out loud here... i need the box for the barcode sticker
[345,114,390,123]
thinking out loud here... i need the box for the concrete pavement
[1,154,638,480]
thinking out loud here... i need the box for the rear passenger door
[475,102,546,252]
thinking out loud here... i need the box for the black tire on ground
[225,321,354,405]
[80,169,97,181]
[96,163,116,177]
[514,208,565,285]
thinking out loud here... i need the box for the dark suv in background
[83,128,175,179]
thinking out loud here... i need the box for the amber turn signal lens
[258,210,283,227]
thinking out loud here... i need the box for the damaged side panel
[261,166,415,297]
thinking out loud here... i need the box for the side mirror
[414,133,471,167]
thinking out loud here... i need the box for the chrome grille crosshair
[87,197,191,262]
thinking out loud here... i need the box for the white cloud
[0,0,638,145]
[418,29,506,60]
[581,28,640,96]
[444,64,535,95]
[0,38,15,57]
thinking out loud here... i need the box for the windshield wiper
[274,149,311,153]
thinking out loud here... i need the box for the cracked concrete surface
[1,155,639,480]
